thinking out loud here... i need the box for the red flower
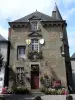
[52,80,61,88]
[1,87,8,94]
[63,90,69,95]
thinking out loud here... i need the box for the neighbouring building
[71,53,75,92]
[8,4,73,93]
[0,34,8,93]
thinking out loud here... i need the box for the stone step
[24,97,35,100]
[31,89,45,97]
[31,89,40,92]
[31,91,45,97]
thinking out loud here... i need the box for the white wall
[0,43,7,62]
[0,67,5,88]
[0,42,8,92]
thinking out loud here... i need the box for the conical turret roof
[52,3,63,20]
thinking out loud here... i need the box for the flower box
[28,51,43,59]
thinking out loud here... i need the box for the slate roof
[0,34,7,41]
[12,11,54,22]
[71,53,75,59]
[9,3,64,24]
[11,10,63,23]
[52,3,63,20]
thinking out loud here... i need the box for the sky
[0,0,75,56]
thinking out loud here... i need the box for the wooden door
[31,71,39,89]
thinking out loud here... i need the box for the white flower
[51,89,55,91]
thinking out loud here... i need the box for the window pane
[31,22,38,31]
[31,39,39,51]
[19,47,25,54]
[32,45,34,50]
[16,67,24,81]
[17,46,26,59]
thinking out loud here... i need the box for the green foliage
[40,77,44,84]
[0,52,4,68]
[12,88,30,94]
[40,75,50,88]
[40,88,69,95]
[40,88,46,93]
[28,51,43,59]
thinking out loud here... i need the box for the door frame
[31,64,39,89]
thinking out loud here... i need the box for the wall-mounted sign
[39,39,44,44]
[26,39,31,45]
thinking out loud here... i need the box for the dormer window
[31,21,38,31]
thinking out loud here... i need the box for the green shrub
[40,88,68,95]
[12,88,30,94]
[40,77,44,84]
[40,88,46,93]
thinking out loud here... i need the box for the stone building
[71,53,75,92]
[8,4,73,92]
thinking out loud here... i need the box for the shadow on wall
[72,73,75,92]
[9,67,17,89]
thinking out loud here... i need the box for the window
[31,39,39,52]
[17,46,26,59]
[31,22,38,31]
[16,67,24,81]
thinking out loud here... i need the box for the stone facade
[71,53,75,92]
[8,4,73,93]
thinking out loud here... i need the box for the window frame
[17,46,26,59]
[31,39,40,52]
[16,67,24,81]
[31,21,38,31]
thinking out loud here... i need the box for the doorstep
[31,89,45,96]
